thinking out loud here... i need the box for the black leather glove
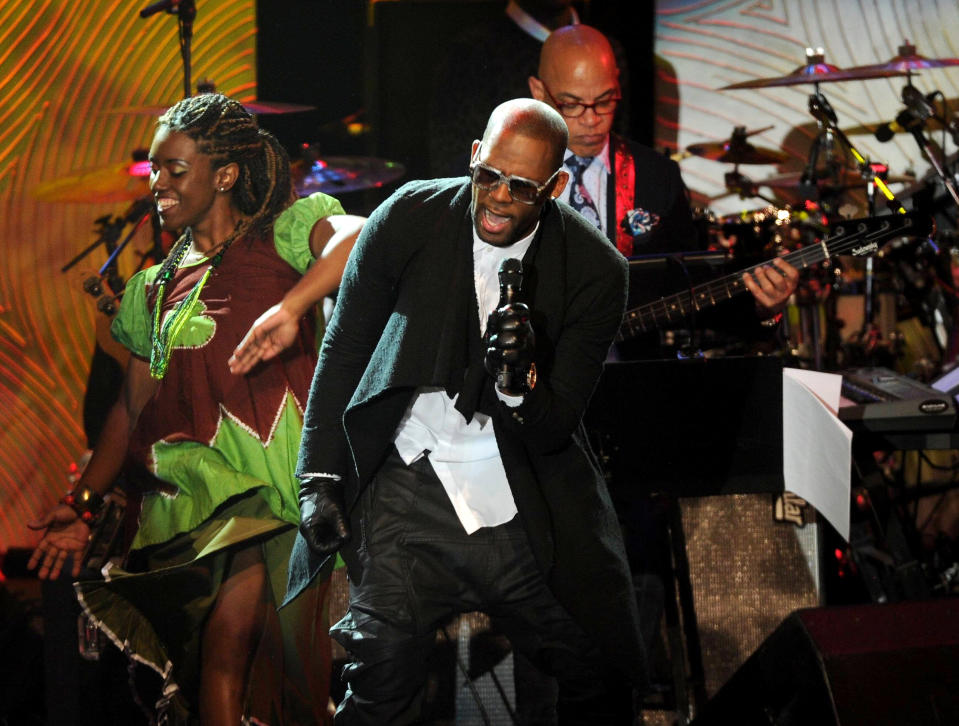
[485,302,535,395]
[298,476,350,556]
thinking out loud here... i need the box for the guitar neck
[617,213,923,341]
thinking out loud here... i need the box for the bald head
[538,25,618,83]
[481,98,569,171]
[530,25,620,157]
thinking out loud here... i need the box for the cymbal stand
[723,167,780,206]
[895,83,959,210]
[139,0,196,100]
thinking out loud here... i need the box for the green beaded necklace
[149,229,233,379]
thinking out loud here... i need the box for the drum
[709,206,815,258]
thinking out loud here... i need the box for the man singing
[286,98,645,724]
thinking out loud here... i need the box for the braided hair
[158,93,293,243]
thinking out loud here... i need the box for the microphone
[901,85,938,121]
[497,258,523,308]
[124,196,155,224]
[495,258,523,391]
[875,109,924,142]
[96,295,120,316]
[83,276,104,297]
[139,0,178,18]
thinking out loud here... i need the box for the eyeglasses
[539,81,621,118]
[469,154,562,205]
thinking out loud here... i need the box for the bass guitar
[617,212,931,341]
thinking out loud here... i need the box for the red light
[128,160,152,177]
[834,548,844,560]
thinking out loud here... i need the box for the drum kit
[677,43,959,373]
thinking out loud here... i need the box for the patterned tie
[565,154,601,229]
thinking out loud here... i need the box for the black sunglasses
[469,146,562,205]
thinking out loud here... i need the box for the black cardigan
[288,178,647,686]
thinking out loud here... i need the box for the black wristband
[61,485,104,525]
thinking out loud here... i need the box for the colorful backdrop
[1,0,256,551]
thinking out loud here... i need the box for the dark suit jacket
[288,178,646,685]
[605,135,700,255]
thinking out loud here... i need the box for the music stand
[587,356,785,497]
[586,356,786,719]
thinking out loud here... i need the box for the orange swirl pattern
[0,1,255,550]
[655,0,959,215]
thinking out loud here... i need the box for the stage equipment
[586,358,827,719]
[719,47,908,90]
[292,153,406,197]
[689,599,959,726]
[843,40,959,80]
[839,366,957,433]
[104,100,316,116]
[139,0,195,101]
[616,213,928,341]
[685,126,787,165]
[32,151,151,204]
[755,168,915,192]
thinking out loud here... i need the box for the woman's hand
[228,302,300,375]
[27,505,91,580]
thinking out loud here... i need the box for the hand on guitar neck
[741,256,800,319]
[618,212,931,342]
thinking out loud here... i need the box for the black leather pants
[331,447,632,725]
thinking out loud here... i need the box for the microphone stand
[799,85,846,213]
[60,216,125,273]
[806,90,909,344]
[98,203,154,277]
[139,0,196,100]
[178,1,196,100]
[808,91,907,214]
[898,106,959,210]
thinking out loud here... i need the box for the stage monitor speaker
[680,494,821,696]
[690,598,959,726]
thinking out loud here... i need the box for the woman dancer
[29,93,362,724]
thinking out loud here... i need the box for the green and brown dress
[77,193,344,725]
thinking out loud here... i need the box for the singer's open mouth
[481,207,511,232]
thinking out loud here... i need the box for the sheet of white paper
[782,369,852,540]
[783,367,843,414]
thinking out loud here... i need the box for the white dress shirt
[392,223,537,534]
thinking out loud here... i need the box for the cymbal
[293,156,405,196]
[755,168,915,190]
[845,41,959,74]
[103,100,315,116]
[721,48,908,90]
[686,141,787,165]
[721,63,908,89]
[32,154,151,203]
[687,126,788,165]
